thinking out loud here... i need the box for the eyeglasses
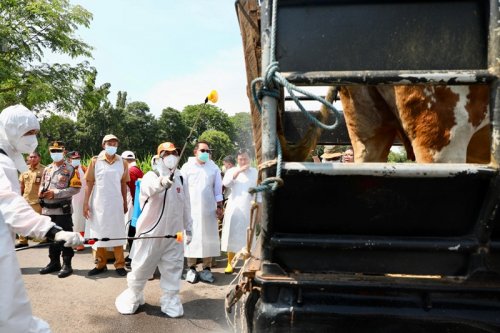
[198,149,211,153]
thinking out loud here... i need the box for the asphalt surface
[17,243,236,333]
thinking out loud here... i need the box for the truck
[229,0,500,332]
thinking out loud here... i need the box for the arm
[182,172,193,233]
[19,173,25,196]
[83,158,96,219]
[121,160,130,213]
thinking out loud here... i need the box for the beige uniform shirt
[19,163,45,205]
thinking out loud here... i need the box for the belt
[40,200,71,209]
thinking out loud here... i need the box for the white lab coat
[115,169,192,316]
[71,165,86,233]
[181,157,223,258]
[221,166,258,252]
[87,153,126,249]
[0,154,53,333]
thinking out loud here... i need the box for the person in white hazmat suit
[0,104,84,333]
[181,140,223,284]
[220,149,258,274]
[115,142,193,317]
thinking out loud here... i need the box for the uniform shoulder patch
[69,171,82,188]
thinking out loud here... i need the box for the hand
[83,202,91,219]
[185,230,192,245]
[160,176,173,189]
[40,190,55,199]
[216,205,224,220]
[123,200,128,214]
[54,231,84,247]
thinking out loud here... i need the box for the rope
[249,0,341,195]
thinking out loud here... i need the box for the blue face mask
[198,151,209,163]
[105,145,117,155]
[71,159,81,167]
[50,152,64,162]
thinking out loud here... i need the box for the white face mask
[105,145,117,155]
[71,159,81,167]
[163,155,178,170]
[15,135,38,154]
[50,152,64,162]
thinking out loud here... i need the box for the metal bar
[260,0,277,263]
[488,0,500,76]
[283,70,495,86]
[281,162,497,178]
[270,235,479,253]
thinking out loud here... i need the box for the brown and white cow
[338,85,490,163]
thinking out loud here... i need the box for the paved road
[17,244,236,333]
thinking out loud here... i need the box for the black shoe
[125,256,132,268]
[58,265,73,278]
[88,266,107,276]
[116,268,127,276]
[15,242,29,249]
[39,261,62,274]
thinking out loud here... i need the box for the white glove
[160,176,173,189]
[54,231,84,247]
[185,231,192,245]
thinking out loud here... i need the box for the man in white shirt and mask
[181,140,223,284]
[115,142,193,317]
[0,104,84,333]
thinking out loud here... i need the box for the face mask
[198,151,209,163]
[15,135,38,154]
[163,155,178,170]
[71,159,81,167]
[221,166,226,173]
[105,145,117,155]
[50,152,64,162]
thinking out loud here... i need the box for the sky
[48,1,249,117]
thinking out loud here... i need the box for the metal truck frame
[232,0,500,332]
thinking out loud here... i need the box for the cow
[337,85,491,163]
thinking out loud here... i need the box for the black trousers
[47,214,74,259]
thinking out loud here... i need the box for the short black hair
[195,140,210,150]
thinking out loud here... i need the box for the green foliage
[157,107,189,148]
[120,101,158,158]
[230,112,254,156]
[40,114,77,148]
[181,104,236,143]
[199,130,235,164]
[0,0,94,112]
[135,153,154,174]
[388,148,411,163]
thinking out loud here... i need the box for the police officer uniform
[39,141,81,278]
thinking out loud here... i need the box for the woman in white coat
[0,105,83,333]
[220,149,258,274]
[115,142,192,317]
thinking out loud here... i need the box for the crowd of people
[1,104,261,331]
[2,103,354,331]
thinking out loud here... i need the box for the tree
[40,114,77,148]
[157,107,189,148]
[181,104,236,143]
[230,112,254,156]
[0,0,93,112]
[199,130,235,164]
[121,101,158,159]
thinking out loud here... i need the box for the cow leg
[340,86,399,162]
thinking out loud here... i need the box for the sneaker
[15,242,29,249]
[87,266,108,276]
[199,268,215,283]
[185,268,199,284]
[116,268,127,276]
